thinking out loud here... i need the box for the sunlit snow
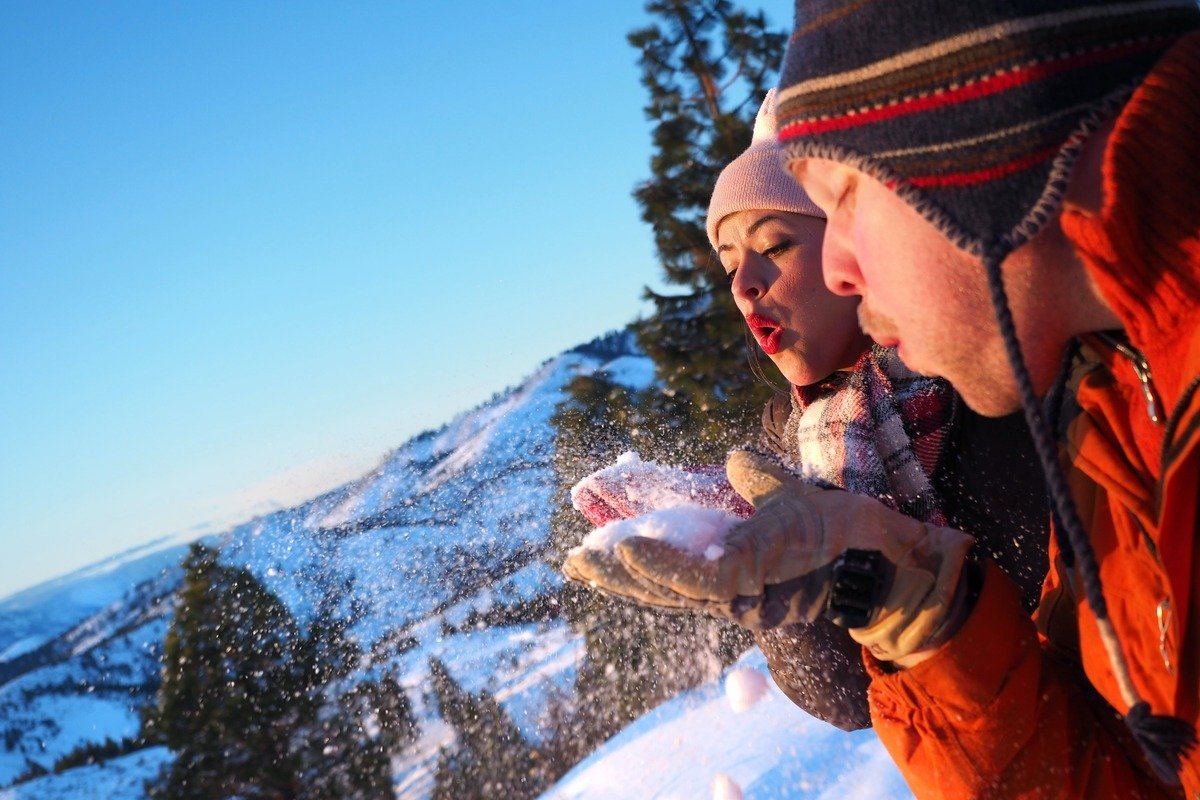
[576,505,739,557]
[540,649,912,800]
[725,666,770,713]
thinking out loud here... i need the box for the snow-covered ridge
[0,328,911,799]
[0,331,644,795]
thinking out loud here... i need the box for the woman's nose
[731,257,766,301]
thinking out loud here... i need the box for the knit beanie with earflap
[774,0,1200,785]
[706,88,823,251]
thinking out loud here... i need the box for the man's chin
[956,385,1024,418]
[898,352,1024,418]
[890,346,939,381]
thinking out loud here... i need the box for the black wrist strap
[823,549,892,629]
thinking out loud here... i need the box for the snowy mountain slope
[0,328,918,800]
[209,340,619,648]
[0,331,641,795]
[540,649,913,800]
[0,536,190,681]
[0,747,173,800]
[380,561,582,800]
[0,617,166,788]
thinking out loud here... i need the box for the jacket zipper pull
[1130,356,1162,425]
[1090,331,1163,424]
[1156,597,1174,675]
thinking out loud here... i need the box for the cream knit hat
[706,88,824,250]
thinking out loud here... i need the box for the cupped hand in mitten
[562,543,697,611]
[613,450,974,656]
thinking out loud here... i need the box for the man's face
[790,157,1071,417]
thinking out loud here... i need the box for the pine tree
[293,584,414,800]
[150,553,420,799]
[360,673,418,755]
[428,658,538,799]
[149,543,307,799]
[296,690,392,800]
[629,0,789,462]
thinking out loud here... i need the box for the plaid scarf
[781,345,957,526]
[571,347,957,531]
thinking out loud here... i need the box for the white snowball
[576,505,739,556]
[712,772,744,800]
[725,666,770,713]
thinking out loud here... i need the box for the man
[773,0,1199,795]
[572,0,1198,796]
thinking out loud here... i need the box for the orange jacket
[863,32,1200,799]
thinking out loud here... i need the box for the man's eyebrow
[717,214,783,253]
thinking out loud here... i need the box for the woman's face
[716,209,870,387]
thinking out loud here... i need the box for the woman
[567,91,1050,731]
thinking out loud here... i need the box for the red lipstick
[745,313,783,356]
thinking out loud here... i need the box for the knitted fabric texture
[784,345,954,527]
[775,0,1200,255]
[706,88,824,250]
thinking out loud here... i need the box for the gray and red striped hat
[775,0,1200,255]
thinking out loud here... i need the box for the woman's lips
[745,313,783,356]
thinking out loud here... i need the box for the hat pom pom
[751,88,779,145]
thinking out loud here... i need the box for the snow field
[539,649,913,800]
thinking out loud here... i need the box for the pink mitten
[569,452,753,527]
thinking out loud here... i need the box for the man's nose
[821,227,864,298]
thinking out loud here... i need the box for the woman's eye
[763,240,792,259]
[724,268,737,286]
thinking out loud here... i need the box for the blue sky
[0,1,793,597]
